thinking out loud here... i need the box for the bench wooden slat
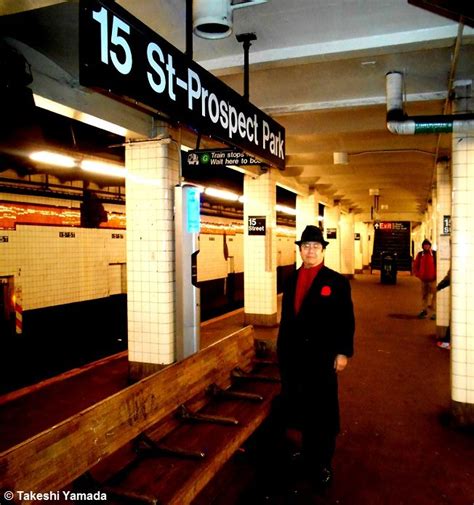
[0,326,256,496]
[102,374,280,505]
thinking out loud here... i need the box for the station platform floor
[1,272,473,504]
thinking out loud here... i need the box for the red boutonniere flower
[321,285,331,296]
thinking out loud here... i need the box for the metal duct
[385,71,474,135]
[193,0,267,40]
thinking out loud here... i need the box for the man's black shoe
[320,467,333,485]
[312,467,333,493]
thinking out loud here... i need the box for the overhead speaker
[193,0,268,40]
[193,0,232,39]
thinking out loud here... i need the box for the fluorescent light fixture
[204,187,240,201]
[34,95,128,137]
[81,159,126,178]
[276,204,297,215]
[30,151,75,168]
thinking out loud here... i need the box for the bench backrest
[0,325,256,494]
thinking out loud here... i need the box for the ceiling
[1,0,474,222]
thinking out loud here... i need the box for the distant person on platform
[413,239,437,319]
[276,225,355,494]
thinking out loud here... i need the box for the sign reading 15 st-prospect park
[79,0,286,170]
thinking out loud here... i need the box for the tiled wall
[0,225,126,311]
[0,213,294,314]
[277,235,296,266]
[197,234,228,282]
[451,133,474,405]
[197,219,295,281]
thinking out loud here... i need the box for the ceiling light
[30,151,75,168]
[204,187,240,201]
[276,204,296,215]
[81,160,126,178]
[333,152,348,164]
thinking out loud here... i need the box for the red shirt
[294,262,324,314]
[414,250,436,282]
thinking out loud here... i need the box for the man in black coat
[276,224,355,491]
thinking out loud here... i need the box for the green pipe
[414,123,453,134]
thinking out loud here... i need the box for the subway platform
[1,273,473,504]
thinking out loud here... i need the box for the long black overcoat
[276,265,355,435]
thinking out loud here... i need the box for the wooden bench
[0,325,280,504]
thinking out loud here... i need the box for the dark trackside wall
[0,295,127,394]
[199,263,295,320]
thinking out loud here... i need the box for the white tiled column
[126,137,180,380]
[451,131,474,424]
[323,204,341,271]
[354,221,367,272]
[436,160,451,338]
[243,170,277,326]
[431,190,438,245]
[295,191,317,267]
[340,212,355,277]
[366,222,375,268]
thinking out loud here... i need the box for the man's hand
[334,354,348,373]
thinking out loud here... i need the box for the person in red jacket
[413,239,437,319]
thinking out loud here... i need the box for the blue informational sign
[186,186,201,233]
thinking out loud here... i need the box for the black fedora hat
[295,225,329,248]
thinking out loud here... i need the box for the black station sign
[79,0,285,169]
[248,217,266,235]
[442,215,451,235]
[326,228,337,239]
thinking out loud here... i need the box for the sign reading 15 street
[79,0,285,170]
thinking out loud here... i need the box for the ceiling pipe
[386,71,474,135]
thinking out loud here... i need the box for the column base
[128,361,167,384]
[436,325,449,339]
[244,312,278,327]
[451,400,474,427]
